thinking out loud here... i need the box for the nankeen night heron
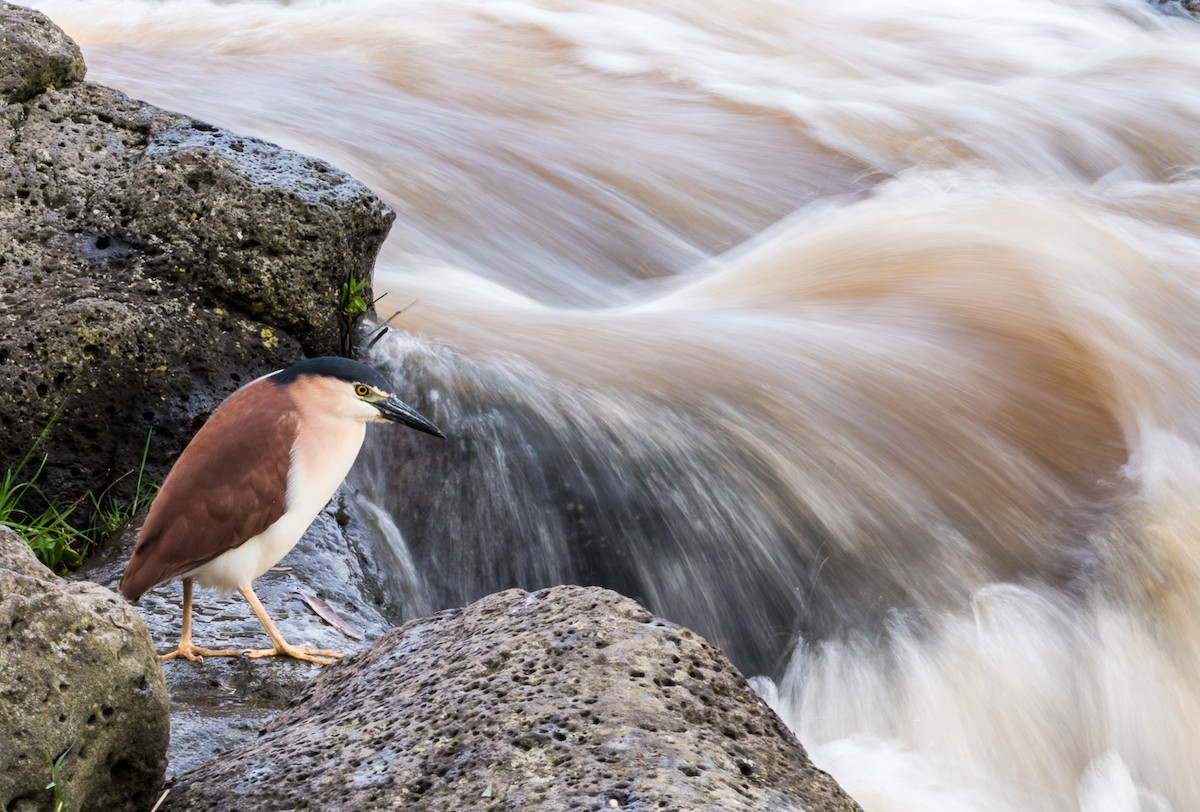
[120,356,443,665]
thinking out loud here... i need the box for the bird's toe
[243,644,344,665]
[159,643,242,663]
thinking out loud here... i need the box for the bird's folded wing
[120,382,300,600]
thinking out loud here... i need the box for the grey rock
[0,3,84,105]
[78,489,394,777]
[0,526,169,812]
[0,2,394,507]
[163,585,861,812]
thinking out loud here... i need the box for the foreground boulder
[165,586,860,811]
[0,2,394,506]
[0,526,169,811]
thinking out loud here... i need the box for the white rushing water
[27,0,1200,808]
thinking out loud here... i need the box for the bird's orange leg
[238,584,344,666]
[159,578,243,662]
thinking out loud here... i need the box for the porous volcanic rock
[0,1,84,104]
[0,2,394,505]
[164,585,861,811]
[0,526,169,812]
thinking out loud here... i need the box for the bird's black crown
[271,356,393,391]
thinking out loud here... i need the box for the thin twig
[365,298,421,351]
[149,788,170,812]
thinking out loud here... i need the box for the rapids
[29,0,1200,808]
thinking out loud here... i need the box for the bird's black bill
[375,396,444,438]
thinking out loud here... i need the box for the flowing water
[28,0,1200,808]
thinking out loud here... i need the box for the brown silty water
[38,0,1200,808]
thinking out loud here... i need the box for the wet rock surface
[0,2,394,506]
[79,489,394,777]
[163,585,861,812]
[0,526,169,812]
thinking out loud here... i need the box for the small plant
[85,428,158,539]
[45,744,73,812]
[339,274,370,321]
[337,270,399,358]
[0,416,86,573]
[338,272,371,358]
[1,422,157,573]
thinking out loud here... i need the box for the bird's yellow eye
[354,384,370,398]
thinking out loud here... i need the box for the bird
[120,356,443,665]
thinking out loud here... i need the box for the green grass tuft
[45,744,73,812]
[1,421,157,574]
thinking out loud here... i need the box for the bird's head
[271,356,444,437]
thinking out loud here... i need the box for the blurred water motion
[38,0,1200,807]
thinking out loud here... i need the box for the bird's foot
[243,643,344,666]
[159,643,243,663]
